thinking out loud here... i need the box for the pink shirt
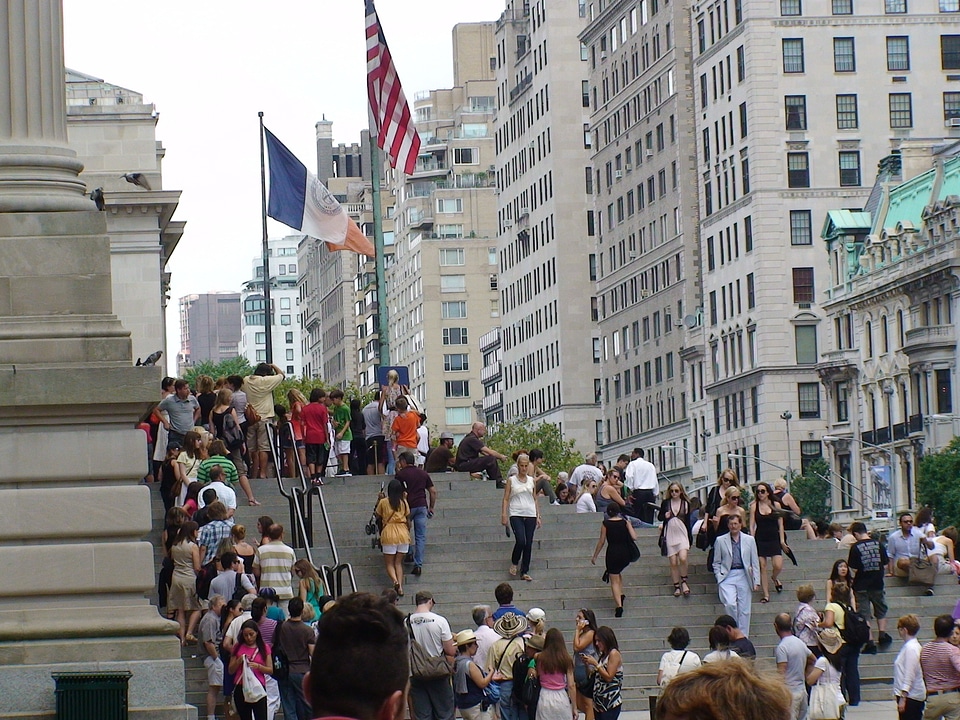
[539,670,567,691]
[233,642,272,687]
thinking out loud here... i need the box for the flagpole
[259,111,274,365]
[369,132,390,367]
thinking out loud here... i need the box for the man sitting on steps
[455,422,507,488]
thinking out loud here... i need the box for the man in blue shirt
[157,379,200,448]
[887,512,934,580]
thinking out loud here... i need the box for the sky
[62,0,505,371]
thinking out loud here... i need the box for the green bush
[917,437,960,529]
[790,458,832,524]
[484,420,584,482]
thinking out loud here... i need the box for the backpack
[841,605,871,646]
[513,655,540,712]
[232,572,248,602]
[222,411,244,451]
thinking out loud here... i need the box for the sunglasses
[757,489,767,494]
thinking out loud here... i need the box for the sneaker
[925,587,936,596]
[878,632,893,646]
[412,565,422,576]
[861,642,878,655]
[551,500,560,505]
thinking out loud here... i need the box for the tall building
[298,121,394,387]
[386,22,500,437]
[178,292,242,369]
[492,0,600,450]
[820,143,960,521]
[240,235,303,375]
[582,0,701,479]
[65,70,184,366]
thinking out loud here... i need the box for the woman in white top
[501,453,541,582]
[893,614,925,719]
[576,479,599,513]
[657,627,702,687]
[702,625,738,663]
[807,632,845,720]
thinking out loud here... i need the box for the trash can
[52,671,132,720]
[648,693,658,717]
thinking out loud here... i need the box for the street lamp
[661,443,710,490]
[780,410,793,477]
[727,452,789,477]
[822,434,896,513]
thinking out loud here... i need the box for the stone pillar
[0,2,193,718]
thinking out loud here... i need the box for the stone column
[0,2,193,718]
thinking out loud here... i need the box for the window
[442,327,468,345]
[437,224,464,238]
[795,325,818,364]
[785,96,807,130]
[782,39,805,72]
[833,0,852,10]
[436,198,463,213]
[798,383,821,418]
[255,332,266,344]
[446,407,473,425]
[792,267,815,303]
[737,45,745,81]
[445,380,470,398]
[280,314,291,325]
[279,297,291,309]
[800,441,823,475]
[440,275,466,292]
[790,210,813,245]
[787,152,810,188]
[453,147,478,164]
[836,381,849,421]
[886,0,906,11]
[943,0,960,11]
[441,301,467,318]
[285,332,293,343]
[839,151,861,186]
[889,93,913,128]
[746,273,755,309]
[836,94,858,129]
[582,80,590,107]
[439,248,465,265]
[937,369,953,413]
[886,36,909,71]
[444,353,469,372]
[942,36,960,69]
[285,349,294,361]
[833,38,856,72]
[945,92,960,121]
[781,0,802,14]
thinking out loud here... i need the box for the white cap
[528,607,546,623]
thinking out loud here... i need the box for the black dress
[753,506,782,557]
[604,518,634,575]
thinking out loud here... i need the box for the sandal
[521,574,533,582]
[760,596,769,603]
[184,634,198,644]
[775,580,783,593]
[673,583,682,597]
[248,499,261,506]
[681,577,691,597]
[509,565,518,577]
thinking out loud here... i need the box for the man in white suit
[712,514,760,636]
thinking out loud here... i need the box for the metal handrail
[265,422,357,595]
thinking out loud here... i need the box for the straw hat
[493,612,528,638]
[525,634,545,651]
[455,629,478,647]
[818,627,843,655]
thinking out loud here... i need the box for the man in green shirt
[330,389,353,477]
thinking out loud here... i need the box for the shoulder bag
[908,545,936,586]
[244,404,261,425]
[271,621,289,680]
[808,681,842,720]
[406,616,452,680]
[241,654,268,703]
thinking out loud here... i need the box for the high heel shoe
[681,576,691,597]
[775,580,783,593]
[614,606,624,618]
[673,583,682,597]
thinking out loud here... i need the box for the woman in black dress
[591,504,638,618]
[749,482,786,603]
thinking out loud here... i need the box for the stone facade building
[177,292,241,370]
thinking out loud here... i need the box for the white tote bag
[241,654,268,703]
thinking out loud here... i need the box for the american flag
[365,0,421,175]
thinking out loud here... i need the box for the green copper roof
[877,165,936,233]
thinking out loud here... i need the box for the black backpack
[841,605,871,646]
[512,654,540,711]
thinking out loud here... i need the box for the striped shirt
[920,639,960,693]
[254,541,296,600]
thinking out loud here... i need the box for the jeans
[386,440,396,475]
[409,676,455,720]
[278,672,310,720]
[410,505,429,567]
[509,516,537,575]
[497,680,528,720]
[840,643,861,706]
[595,708,622,720]
[535,478,556,503]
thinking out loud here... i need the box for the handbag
[244,404,261,425]
[694,520,709,550]
[908,551,936,586]
[808,682,842,720]
[628,539,641,563]
[241,655,268,703]
[406,617,452,680]
[658,525,668,557]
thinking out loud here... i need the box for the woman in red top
[228,619,273,720]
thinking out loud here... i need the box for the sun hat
[527,608,546,623]
[525,634,545,651]
[455,629,478,647]
[818,627,843,655]
[440,432,455,440]
[493,612,528,638]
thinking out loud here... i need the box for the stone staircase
[147,472,960,714]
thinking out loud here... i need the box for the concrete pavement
[619,699,898,719]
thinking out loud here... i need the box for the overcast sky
[62,0,505,370]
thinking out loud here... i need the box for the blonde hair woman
[659,482,692,597]
[502,453,541,582]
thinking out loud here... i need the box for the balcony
[345,203,371,217]
[479,327,501,352]
[903,325,957,357]
[413,159,448,178]
[816,348,860,382]
[408,208,434,228]
[508,72,533,105]
[482,390,503,412]
[893,422,909,441]
[909,413,924,434]
[481,363,502,384]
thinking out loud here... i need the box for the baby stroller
[364,481,385,549]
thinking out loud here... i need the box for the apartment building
[492,0,600,451]
[178,293,241,368]
[240,235,303,375]
[386,22,500,438]
[582,0,702,479]
[680,0,960,486]
[819,143,960,521]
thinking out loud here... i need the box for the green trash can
[52,671,132,720]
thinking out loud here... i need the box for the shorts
[366,435,387,462]
[855,588,888,620]
[306,443,328,466]
[246,420,270,452]
[382,543,410,555]
[335,440,351,456]
[204,655,224,686]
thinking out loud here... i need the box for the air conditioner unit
[948,118,960,128]
[488,165,496,172]
[614,170,623,179]
[519,206,530,216]
[639,288,651,298]
[646,150,654,158]
[624,163,632,171]
[504,219,514,227]
[600,52,608,61]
